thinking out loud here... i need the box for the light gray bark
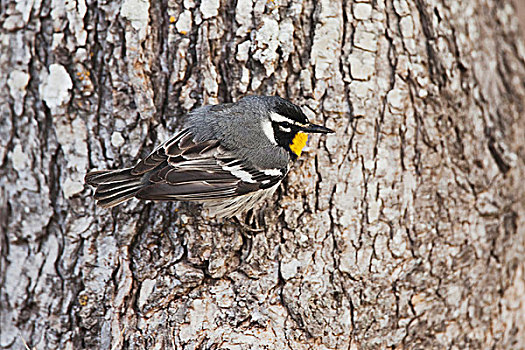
[1,0,524,349]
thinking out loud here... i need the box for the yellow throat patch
[290,132,308,157]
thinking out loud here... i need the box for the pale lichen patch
[65,0,88,46]
[311,16,343,79]
[138,279,156,310]
[252,17,280,75]
[393,0,410,16]
[353,3,372,20]
[175,10,192,34]
[7,70,30,92]
[11,143,27,172]
[121,0,150,40]
[387,88,408,112]
[348,50,376,80]
[235,0,253,36]
[63,177,85,198]
[280,258,302,280]
[236,40,251,62]
[111,131,125,148]
[7,70,30,116]
[399,16,415,38]
[39,64,73,114]
[278,18,295,61]
[353,23,377,52]
[200,0,220,19]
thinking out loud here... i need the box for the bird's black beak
[301,123,334,134]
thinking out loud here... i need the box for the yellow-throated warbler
[85,96,334,217]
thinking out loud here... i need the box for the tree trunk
[1,0,524,349]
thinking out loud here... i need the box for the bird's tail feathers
[85,168,144,208]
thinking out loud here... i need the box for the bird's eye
[277,121,292,133]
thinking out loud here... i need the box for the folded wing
[132,129,285,202]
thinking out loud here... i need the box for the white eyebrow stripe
[270,112,296,125]
[270,112,309,128]
[261,119,278,145]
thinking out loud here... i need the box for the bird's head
[258,96,334,159]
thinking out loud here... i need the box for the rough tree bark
[1,0,524,349]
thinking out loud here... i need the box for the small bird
[85,96,334,217]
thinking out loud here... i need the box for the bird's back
[186,99,290,170]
